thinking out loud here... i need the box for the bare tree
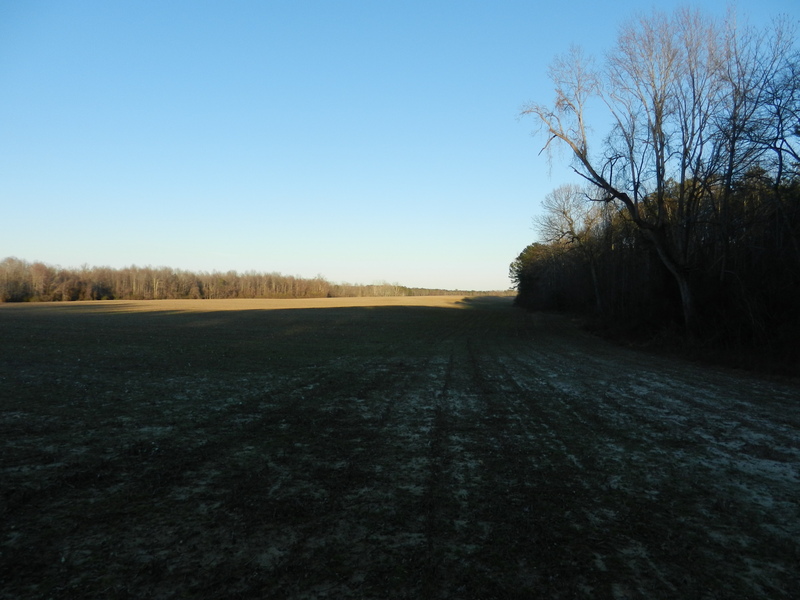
[536,184,609,311]
[523,15,696,328]
[522,8,798,331]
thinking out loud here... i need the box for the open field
[1,297,799,599]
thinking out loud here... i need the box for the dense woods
[512,8,799,366]
[0,258,489,302]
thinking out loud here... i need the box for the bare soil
[1,297,798,599]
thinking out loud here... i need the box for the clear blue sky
[1,0,797,290]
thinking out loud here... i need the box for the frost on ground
[0,298,798,599]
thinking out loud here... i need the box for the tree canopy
[514,7,800,367]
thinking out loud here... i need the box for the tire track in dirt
[1,309,452,599]
[243,310,475,598]
[3,299,799,599]
[188,306,497,597]
[457,333,605,596]
[373,303,800,599]
[477,316,800,598]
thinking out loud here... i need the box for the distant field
[6,296,473,311]
[1,297,798,598]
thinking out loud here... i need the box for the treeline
[0,258,489,302]
[513,8,800,367]
[510,177,800,350]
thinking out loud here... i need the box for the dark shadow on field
[2,296,799,599]
[0,295,541,599]
[0,296,527,378]
[0,296,517,335]
[454,295,515,308]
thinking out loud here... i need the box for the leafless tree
[522,8,798,331]
[536,184,609,311]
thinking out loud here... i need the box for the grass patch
[1,298,799,598]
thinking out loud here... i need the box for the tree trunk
[589,261,603,314]
[645,230,697,332]
[674,271,697,333]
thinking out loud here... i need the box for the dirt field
[1,297,798,599]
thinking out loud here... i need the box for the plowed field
[1,297,798,598]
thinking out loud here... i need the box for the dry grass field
[1,297,799,599]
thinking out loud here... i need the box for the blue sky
[1,0,797,290]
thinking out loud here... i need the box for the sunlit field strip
[0,295,479,313]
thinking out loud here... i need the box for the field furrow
[1,297,798,599]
